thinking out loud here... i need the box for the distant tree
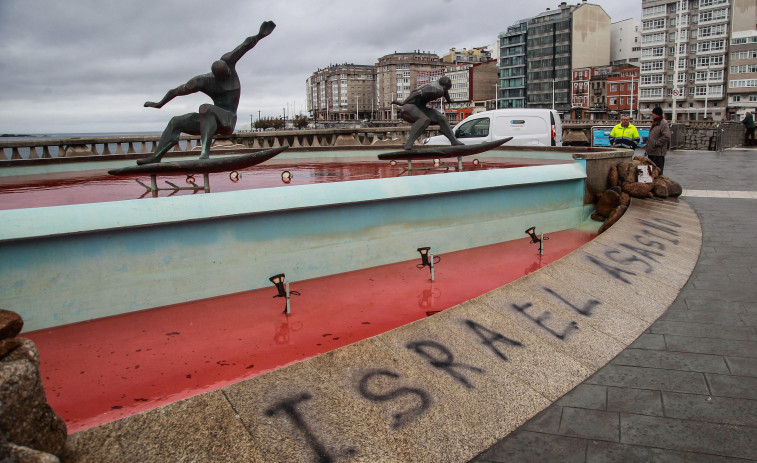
[293,114,309,129]
[254,117,285,130]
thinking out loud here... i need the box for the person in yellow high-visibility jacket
[609,115,641,149]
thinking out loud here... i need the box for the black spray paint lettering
[463,319,524,362]
[542,286,601,317]
[586,255,637,284]
[265,393,356,462]
[511,302,579,340]
[652,217,682,228]
[619,242,665,264]
[637,219,680,236]
[641,229,680,245]
[604,249,654,273]
[635,233,666,250]
[406,340,485,389]
[357,369,431,429]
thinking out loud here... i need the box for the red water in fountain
[26,228,594,433]
[0,157,570,210]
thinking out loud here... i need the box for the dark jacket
[646,118,671,157]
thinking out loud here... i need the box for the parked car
[423,109,562,147]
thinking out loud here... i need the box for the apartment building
[571,64,640,119]
[727,0,757,119]
[639,0,731,121]
[498,19,529,109]
[526,1,611,112]
[306,64,376,121]
[441,47,493,64]
[375,51,444,120]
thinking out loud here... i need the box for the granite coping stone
[64,197,702,462]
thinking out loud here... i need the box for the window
[640,88,663,98]
[642,32,666,45]
[641,75,663,85]
[731,50,757,60]
[641,60,664,72]
[698,24,727,38]
[642,5,666,17]
[455,117,490,138]
[642,47,665,59]
[731,64,757,74]
[642,19,666,31]
[698,8,728,23]
[729,79,757,88]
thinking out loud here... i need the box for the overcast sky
[0,0,640,135]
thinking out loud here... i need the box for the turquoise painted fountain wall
[1,161,586,331]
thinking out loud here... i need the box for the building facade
[611,18,642,65]
[527,2,611,112]
[498,19,529,109]
[306,64,376,122]
[639,0,731,121]
[375,51,444,120]
[727,0,757,119]
[442,47,493,64]
[571,64,640,119]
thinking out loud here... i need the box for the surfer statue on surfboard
[392,76,465,150]
[138,20,276,165]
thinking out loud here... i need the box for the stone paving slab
[620,413,757,460]
[64,172,703,461]
[63,391,265,463]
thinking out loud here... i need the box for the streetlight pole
[552,79,556,110]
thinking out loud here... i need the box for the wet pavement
[470,147,757,463]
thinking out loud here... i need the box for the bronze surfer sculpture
[138,20,276,165]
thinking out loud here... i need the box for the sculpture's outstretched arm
[144,78,199,109]
[221,21,276,66]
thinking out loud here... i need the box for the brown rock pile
[0,309,67,462]
[592,156,682,234]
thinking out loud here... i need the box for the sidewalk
[470,148,757,462]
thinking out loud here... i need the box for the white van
[423,109,562,147]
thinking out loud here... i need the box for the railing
[0,127,428,162]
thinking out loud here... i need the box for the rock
[590,213,605,222]
[622,181,654,198]
[0,338,67,458]
[0,440,61,463]
[0,310,23,341]
[653,177,669,198]
[0,338,22,359]
[616,159,642,183]
[598,205,627,234]
[596,189,621,218]
[607,165,619,188]
[619,192,631,207]
[659,175,683,197]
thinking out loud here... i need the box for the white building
[639,0,731,121]
[726,0,757,120]
[611,18,642,65]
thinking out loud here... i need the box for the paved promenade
[471,148,757,462]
